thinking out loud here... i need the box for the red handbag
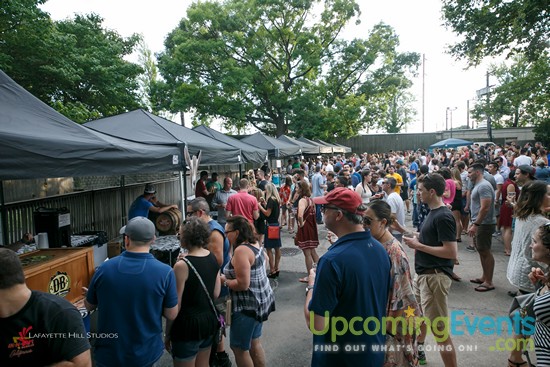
[267,225,280,240]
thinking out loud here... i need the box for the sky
[40,0,497,133]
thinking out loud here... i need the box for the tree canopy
[471,55,549,128]
[442,0,549,65]
[158,0,419,139]
[0,0,143,122]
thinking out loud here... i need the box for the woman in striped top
[529,221,550,367]
[221,215,275,367]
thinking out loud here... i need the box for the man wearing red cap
[304,188,391,367]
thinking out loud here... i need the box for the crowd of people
[1,140,549,367]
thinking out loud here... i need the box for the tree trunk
[274,116,286,137]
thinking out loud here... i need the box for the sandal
[299,277,309,283]
[507,359,527,367]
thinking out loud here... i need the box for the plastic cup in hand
[403,232,415,239]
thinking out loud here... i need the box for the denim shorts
[230,311,263,351]
[171,335,213,361]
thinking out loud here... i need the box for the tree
[442,0,549,65]
[0,0,55,96]
[1,2,144,122]
[158,0,419,139]
[380,88,416,133]
[533,119,550,147]
[471,55,549,128]
[43,14,143,122]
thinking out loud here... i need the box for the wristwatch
[305,285,314,295]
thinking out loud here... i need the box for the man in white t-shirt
[513,148,533,167]
[488,161,504,234]
[324,160,334,172]
[382,177,406,242]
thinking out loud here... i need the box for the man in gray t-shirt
[311,166,326,224]
[467,163,496,292]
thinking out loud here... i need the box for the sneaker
[417,347,427,365]
[492,231,501,237]
[466,245,476,252]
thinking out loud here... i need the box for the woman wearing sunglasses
[364,200,421,367]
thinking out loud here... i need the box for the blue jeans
[230,312,263,351]
[171,335,214,361]
[412,203,419,228]
[315,204,322,223]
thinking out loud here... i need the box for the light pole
[476,72,495,141]
[446,107,457,137]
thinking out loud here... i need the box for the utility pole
[422,54,425,133]
[486,71,493,141]
[466,100,470,129]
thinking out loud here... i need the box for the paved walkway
[154,211,527,366]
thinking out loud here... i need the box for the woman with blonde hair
[258,183,282,278]
[249,187,265,245]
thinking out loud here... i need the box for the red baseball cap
[312,187,364,214]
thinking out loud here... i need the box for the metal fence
[335,127,535,153]
[2,178,181,246]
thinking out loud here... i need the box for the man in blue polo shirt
[85,217,178,367]
[305,188,391,367]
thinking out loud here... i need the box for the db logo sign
[49,271,71,297]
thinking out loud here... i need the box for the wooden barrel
[155,208,182,235]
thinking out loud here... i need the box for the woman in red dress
[499,168,520,256]
[295,180,320,283]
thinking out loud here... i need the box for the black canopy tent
[85,110,245,211]
[0,70,182,245]
[240,132,302,158]
[192,125,268,164]
[297,137,334,154]
[314,139,345,154]
[334,142,352,153]
[277,135,320,155]
[84,109,242,166]
[0,72,181,180]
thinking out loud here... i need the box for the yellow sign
[48,271,71,297]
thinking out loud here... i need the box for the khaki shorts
[473,223,495,251]
[414,272,452,321]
